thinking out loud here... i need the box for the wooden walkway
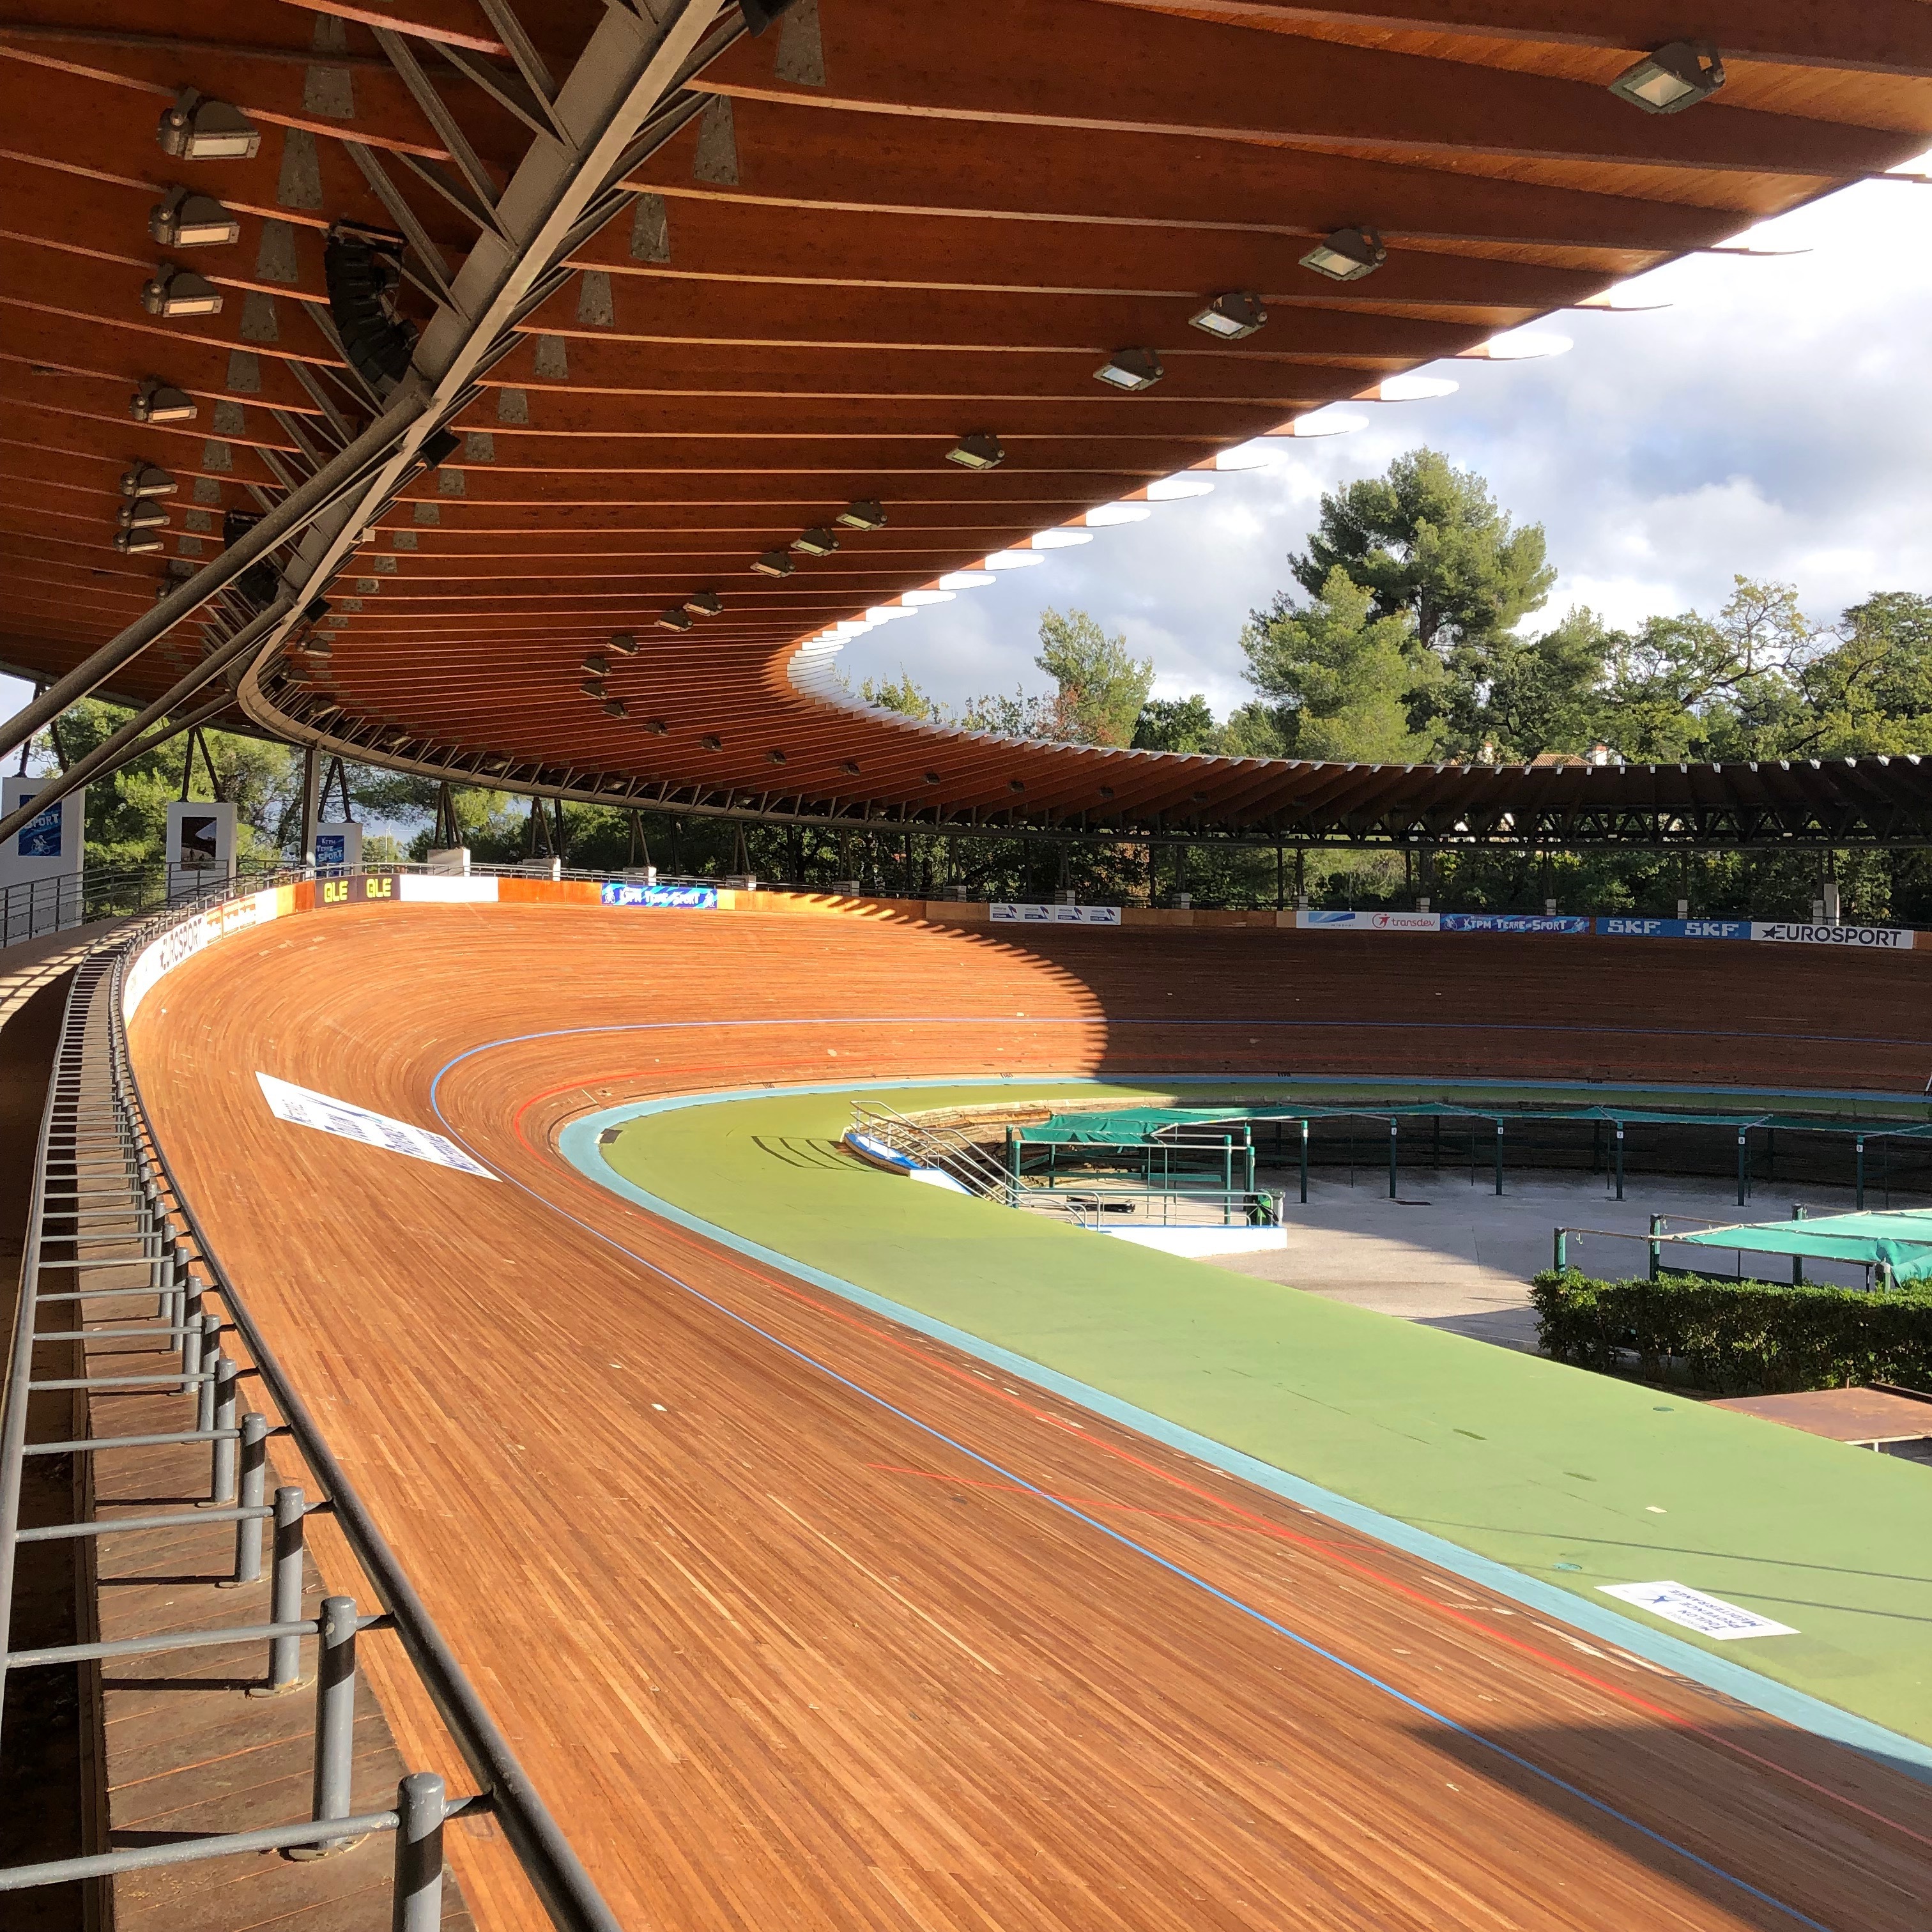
[122,905,1932,1932]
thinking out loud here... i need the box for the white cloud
[841,165,1932,714]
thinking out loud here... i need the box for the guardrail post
[1855,1137,1866,1211]
[1736,1129,1747,1208]
[227,1413,268,1585]
[1648,1214,1662,1281]
[259,1485,307,1694]
[195,1316,222,1432]
[209,1357,240,1503]
[392,1772,447,1932]
[1299,1118,1308,1204]
[1614,1124,1625,1202]
[300,1595,361,1856]
[1791,1203,1807,1286]
[1494,1120,1504,1197]
[179,1259,202,1393]
[1388,1120,1397,1200]
[1553,1228,1568,1273]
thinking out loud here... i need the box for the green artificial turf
[599,1079,1932,1745]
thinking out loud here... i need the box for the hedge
[1529,1268,1932,1395]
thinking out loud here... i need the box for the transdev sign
[600,882,717,909]
[1297,910,1439,931]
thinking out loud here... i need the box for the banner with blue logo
[601,882,718,908]
[1441,913,1590,935]
[1594,917,1750,941]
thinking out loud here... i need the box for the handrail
[850,1100,1014,1203]
[0,868,624,1931]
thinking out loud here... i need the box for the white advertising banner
[0,774,87,944]
[255,1072,496,1179]
[1749,921,1914,951]
[1296,909,1441,933]
[990,902,1123,925]
[123,886,284,1019]
[398,873,500,903]
[1598,1580,1796,1639]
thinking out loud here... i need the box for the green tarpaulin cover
[1674,1209,1932,1282]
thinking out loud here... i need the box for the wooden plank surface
[1710,1386,1932,1444]
[125,906,1932,1932]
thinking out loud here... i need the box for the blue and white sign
[990,902,1123,924]
[1296,909,1439,931]
[1,774,88,944]
[601,882,718,908]
[1595,917,1750,941]
[1750,920,1913,950]
[1442,912,1590,935]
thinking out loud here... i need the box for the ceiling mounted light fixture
[129,379,196,424]
[1190,291,1267,340]
[1093,348,1164,392]
[766,749,787,765]
[836,499,886,530]
[658,607,693,631]
[700,734,721,751]
[581,654,610,676]
[603,699,628,717]
[156,88,260,161]
[924,771,941,785]
[120,461,178,498]
[946,432,1004,470]
[140,264,224,316]
[1299,226,1386,283]
[116,500,169,531]
[580,676,607,697]
[683,589,723,615]
[751,548,793,576]
[643,716,668,734]
[608,631,639,654]
[1609,41,1724,114]
[113,528,165,554]
[148,186,240,249]
[791,526,839,556]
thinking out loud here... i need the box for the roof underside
[4,0,1932,845]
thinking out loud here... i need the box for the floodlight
[114,528,164,553]
[603,699,628,717]
[1093,348,1164,392]
[156,89,260,161]
[658,607,693,631]
[148,186,240,249]
[751,548,793,576]
[836,499,887,530]
[120,461,178,498]
[140,265,224,316]
[301,634,333,660]
[924,771,941,785]
[580,676,607,696]
[700,734,722,750]
[1608,41,1724,114]
[116,501,169,530]
[643,716,668,734]
[608,631,639,654]
[683,589,723,615]
[946,432,1004,470]
[129,379,195,424]
[1009,779,1025,792]
[840,760,860,775]
[1189,291,1266,340]
[766,749,787,764]
[791,527,838,556]
[582,654,610,675]
[1298,227,1385,282]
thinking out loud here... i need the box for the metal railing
[850,1100,1016,1204]
[1551,1209,1896,1291]
[0,871,622,1928]
[1041,1187,1284,1230]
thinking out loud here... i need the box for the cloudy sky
[836,157,1932,724]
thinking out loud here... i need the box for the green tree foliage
[1131,694,1220,753]
[1289,447,1555,657]
[857,670,941,721]
[1032,606,1153,747]
[1240,567,1441,762]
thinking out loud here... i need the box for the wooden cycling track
[125,904,1932,1932]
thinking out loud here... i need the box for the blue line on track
[427,1025,1840,1931]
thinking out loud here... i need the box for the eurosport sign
[990,902,1123,924]
[599,882,717,908]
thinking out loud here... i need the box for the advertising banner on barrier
[1296,909,1440,932]
[1750,920,1914,950]
[1595,917,1751,941]
[601,882,718,908]
[990,902,1123,924]
[1442,912,1591,935]
[398,874,500,904]
[315,873,397,907]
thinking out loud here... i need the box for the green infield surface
[564,1078,1932,1769]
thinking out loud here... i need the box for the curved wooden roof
[4,0,1931,842]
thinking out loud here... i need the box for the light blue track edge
[556,1077,1932,1788]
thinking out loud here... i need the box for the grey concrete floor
[1208,1165,1917,1353]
